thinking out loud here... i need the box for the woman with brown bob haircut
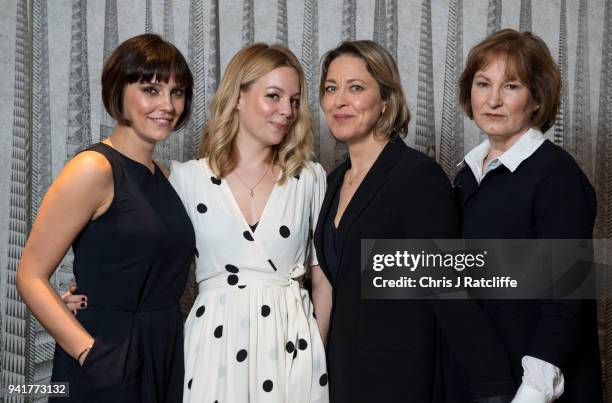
[18,34,195,402]
[313,40,516,403]
[455,29,602,402]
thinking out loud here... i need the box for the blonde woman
[173,44,329,402]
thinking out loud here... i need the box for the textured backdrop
[0,0,610,401]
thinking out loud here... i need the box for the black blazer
[315,138,516,403]
[455,140,602,403]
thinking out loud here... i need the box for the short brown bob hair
[102,34,193,130]
[459,29,560,133]
[320,40,411,139]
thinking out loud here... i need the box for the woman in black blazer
[454,29,602,402]
[313,41,516,403]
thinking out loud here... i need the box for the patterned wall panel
[572,0,593,180]
[414,0,435,158]
[99,0,118,142]
[0,1,610,400]
[438,0,464,178]
[554,0,570,148]
[1,0,31,399]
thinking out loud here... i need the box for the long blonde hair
[198,43,313,184]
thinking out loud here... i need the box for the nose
[485,86,502,108]
[332,87,348,109]
[159,93,176,114]
[278,98,294,119]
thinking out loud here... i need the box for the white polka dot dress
[170,159,329,403]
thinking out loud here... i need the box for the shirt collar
[460,128,545,182]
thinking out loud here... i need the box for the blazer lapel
[335,137,405,271]
[314,160,349,284]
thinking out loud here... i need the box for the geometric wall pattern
[0,0,610,401]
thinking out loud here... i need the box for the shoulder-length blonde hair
[198,43,313,184]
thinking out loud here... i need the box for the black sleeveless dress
[50,143,196,403]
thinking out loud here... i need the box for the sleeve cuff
[511,383,550,403]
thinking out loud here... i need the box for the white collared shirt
[461,128,545,184]
[460,128,565,403]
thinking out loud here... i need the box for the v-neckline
[220,168,281,233]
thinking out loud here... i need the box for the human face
[122,76,185,144]
[236,66,300,148]
[322,55,385,144]
[471,58,536,143]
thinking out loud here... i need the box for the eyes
[473,80,523,91]
[265,93,300,108]
[141,86,185,97]
[324,84,364,93]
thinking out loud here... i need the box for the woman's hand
[61,281,88,315]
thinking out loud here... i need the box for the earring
[535,104,540,111]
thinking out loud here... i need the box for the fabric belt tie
[198,264,313,402]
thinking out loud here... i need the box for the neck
[106,125,156,169]
[487,127,530,160]
[347,132,388,173]
[234,131,274,169]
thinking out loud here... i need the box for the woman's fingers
[62,284,87,315]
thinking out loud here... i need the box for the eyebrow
[473,73,490,80]
[265,85,300,97]
[324,78,366,84]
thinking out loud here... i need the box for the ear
[236,92,244,111]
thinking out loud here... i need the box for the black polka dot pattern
[196,306,205,317]
[268,260,277,271]
[188,378,193,389]
[238,285,246,289]
[294,174,300,180]
[263,380,273,392]
[298,338,308,350]
[319,373,328,386]
[196,203,207,213]
[261,305,271,317]
[225,264,239,273]
[214,325,223,338]
[285,341,295,354]
[243,231,254,241]
[236,349,248,362]
[279,225,290,238]
[227,274,239,286]
[211,176,222,185]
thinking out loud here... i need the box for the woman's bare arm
[310,265,332,346]
[16,151,113,363]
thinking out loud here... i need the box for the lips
[482,113,505,119]
[148,117,174,127]
[333,114,353,122]
[270,121,289,131]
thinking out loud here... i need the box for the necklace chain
[346,164,372,186]
[233,165,271,198]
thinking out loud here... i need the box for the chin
[329,128,354,143]
[263,132,287,147]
